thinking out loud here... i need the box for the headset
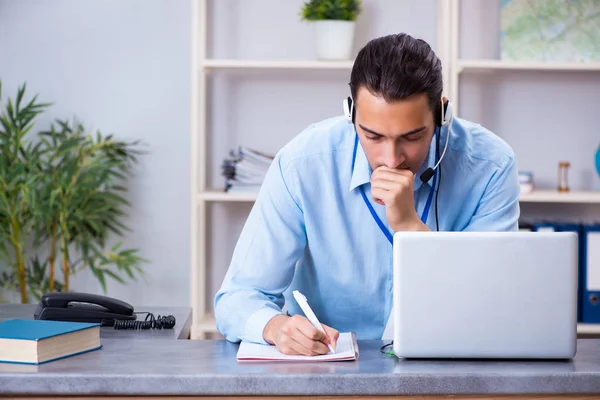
[343,96,452,183]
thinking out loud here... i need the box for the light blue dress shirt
[214,115,520,344]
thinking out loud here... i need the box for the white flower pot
[313,20,355,61]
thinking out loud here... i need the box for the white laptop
[391,231,578,359]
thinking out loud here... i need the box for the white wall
[0,0,192,306]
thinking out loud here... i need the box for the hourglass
[558,161,570,193]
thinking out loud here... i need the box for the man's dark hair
[349,33,443,116]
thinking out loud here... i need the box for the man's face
[353,87,436,174]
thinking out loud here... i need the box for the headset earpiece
[442,100,453,127]
[437,99,453,128]
[422,99,453,184]
[343,96,355,124]
[345,96,451,127]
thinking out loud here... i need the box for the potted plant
[0,82,147,303]
[300,0,362,61]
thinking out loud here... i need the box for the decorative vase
[313,20,355,61]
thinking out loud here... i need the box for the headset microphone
[420,168,435,184]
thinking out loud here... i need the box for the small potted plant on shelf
[300,0,362,61]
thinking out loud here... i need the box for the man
[214,33,520,356]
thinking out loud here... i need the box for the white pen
[292,290,335,353]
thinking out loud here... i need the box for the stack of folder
[519,219,600,324]
[221,146,274,192]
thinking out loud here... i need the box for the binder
[555,223,583,322]
[582,224,600,324]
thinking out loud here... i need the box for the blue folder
[581,224,600,324]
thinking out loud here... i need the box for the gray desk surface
[2,305,600,396]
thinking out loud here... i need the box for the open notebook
[237,332,358,362]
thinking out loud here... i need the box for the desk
[1,305,600,399]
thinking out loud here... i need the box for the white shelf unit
[445,0,600,201]
[189,0,360,340]
[191,0,600,339]
[443,0,600,332]
[445,0,600,113]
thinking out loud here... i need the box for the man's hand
[263,314,339,356]
[370,166,430,232]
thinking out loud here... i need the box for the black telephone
[34,292,175,330]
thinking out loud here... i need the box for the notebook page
[237,332,356,361]
[332,332,354,354]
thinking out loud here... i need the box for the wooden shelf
[197,313,217,332]
[204,59,600,72]
[198,189,259,202]
[458,59,600,73]
[519,190,600,204]
[198,189,600,204]
[202,59,354,70]
[190,314,218,340]
[578,323,600,335]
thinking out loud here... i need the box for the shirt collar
[348,129,440,193]
[348,135,371,192]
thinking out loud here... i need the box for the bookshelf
[444,0,600,335]
[191,0,600,340]
[445,0,600,206]
[190,0,399,340]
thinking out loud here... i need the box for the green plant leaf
[300,0,362,21]
[1,81,148,301]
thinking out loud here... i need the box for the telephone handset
[34,291,175,330]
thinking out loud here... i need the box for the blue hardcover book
[0,319,102,364]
